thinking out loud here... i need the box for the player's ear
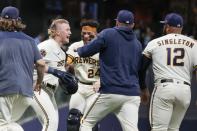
[166,25,170,32]
[164,24,170,34]
[131,23,135,28]
[55,31,62,37]
[116,20,119,27]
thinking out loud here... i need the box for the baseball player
[31,18,71,131]
[141,13,197,131]
[66,20,100,131]
[76,10,149,131]
[0,6,45,131]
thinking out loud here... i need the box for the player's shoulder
[180,34,197,43]
[14,32,36,45]
[38,39,54,48]
[174,34,197,48]
[146,36,161,47]
[69,40,83,48]
[17,32,39,47]
[147,34,175,45]
[19,32,35,41]
[38,39,55,54]
[66,40,83,55]
[98,28,113,36]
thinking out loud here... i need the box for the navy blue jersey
[0,31,42,97]
[78,27,142,96]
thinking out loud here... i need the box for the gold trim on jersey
[66,54,74,64]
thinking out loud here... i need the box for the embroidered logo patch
[40,49,47,57]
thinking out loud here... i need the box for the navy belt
[160,79,190,86]
[80,81,94,85]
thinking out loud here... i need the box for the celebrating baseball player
[0,6,45,131]
[31,18,71,131]
[141,13,197,131]
[66,20,100,131]
[76,10,149,131]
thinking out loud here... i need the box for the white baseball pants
[0,94,32,131]
[31,88,58,131]
[149,82,191,131]
[69,82,96,112]
[80,93,140,131]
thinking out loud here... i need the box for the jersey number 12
[166,48,185,66]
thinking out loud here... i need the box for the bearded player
[140,13,197,131]
[66,20,100,131]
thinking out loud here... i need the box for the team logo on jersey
[66,54,99,66]
[40,49,47,57]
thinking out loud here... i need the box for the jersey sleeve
[66,44,75,55]
[38,43,52,63]
[142,40,157,59]
[66,43,78,64]
[77,30,106,57]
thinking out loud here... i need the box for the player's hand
[140,88,150,105]
[34,82,42,94]
[93,80,100,93]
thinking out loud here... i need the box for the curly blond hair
[0,18,26,31]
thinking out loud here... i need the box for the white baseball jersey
[35,38,66,86]
[67,40,99,112]
[67,40,99,84]
[143,33,197,83]
[143,33,197,131]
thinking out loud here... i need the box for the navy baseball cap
[160,13,183,28]
[1,6,20,19]
[115,10,134,24]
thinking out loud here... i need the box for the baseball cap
[115,10,134,24]
[160,13,183,28]
[1,6,20,19]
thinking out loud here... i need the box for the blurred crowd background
[0,0,197,46]
[0,0,197,130]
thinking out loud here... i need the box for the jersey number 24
[88,69,100,78]
[166,48,185,66]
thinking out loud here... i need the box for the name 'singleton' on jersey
[157,39,194,48]
[74,57,99,66]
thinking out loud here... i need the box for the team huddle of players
[0,5,197,131]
